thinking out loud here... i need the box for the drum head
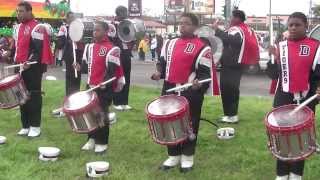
[267,105,312,127]
[69,19,84,42]
[64,91,95,111]
[147,95,188,116]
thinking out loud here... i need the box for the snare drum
[63,91,105,133]
[265,104,316,161]
[146,95,192,145]
[0,74,29,109]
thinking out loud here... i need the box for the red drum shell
[146,95,191,145]
[265,104,316,161]
[0,74,21,90]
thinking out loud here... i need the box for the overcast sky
[61,0,320,17]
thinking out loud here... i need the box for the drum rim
[269,145,316,162]
[0,74,21,90]
[264,104,315,132]
[145,94,189,121]
[153,136,189,145]
[62,91,99,114]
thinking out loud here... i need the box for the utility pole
[225,0,231,20]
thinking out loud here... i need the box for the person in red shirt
[266,12,320,180]
[80,21,125,153]
[151,12,219,173]
[13,1,53,137]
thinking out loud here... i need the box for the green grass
[1,80,320,180]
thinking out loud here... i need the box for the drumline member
[110,6,135,111]
[52,12,84,117]
[212,10,259,123]
[266,12,320,180]
[13,2,53,137]
[80,21,125,153]
[151,13,219,172]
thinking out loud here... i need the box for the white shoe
[53,111,65,118]
[181,155,194,168]
[81,138,95,151]
[275,175,289,180]
[94,144,108,153]
[289,173,302,180]
[163,156,181,167]
[122,105,132,110]
[27,127,41,137]
[113,105,124,111]
[108,112,117,125]
[220,115,239,123]
[17,128,29,136]
[51,107,62,115]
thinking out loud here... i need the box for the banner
[189,0,214,15]
[165,0,185,15]
[0,0,70,19]
[128,0,142,17]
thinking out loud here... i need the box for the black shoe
[159,165,175,171]
[180,167,193,173]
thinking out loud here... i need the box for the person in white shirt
[150,34,157,61]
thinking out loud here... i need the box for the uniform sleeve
[311,45,320,82]
[56,26,67,49]
[105,46,125,92]
[215,28,242,49]
[156,39,170,79]
[80,44,89,74]
[194,46,219,94]
[31,24,53,65]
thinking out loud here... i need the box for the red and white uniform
[13,19,53,65]
[228,23,260,65]
[82,38,125,90]
[161,37,219,95]
[272,37,320,96]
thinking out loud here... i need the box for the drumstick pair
[166,78,212,93]
[4,61,38,69]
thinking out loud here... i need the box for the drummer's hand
[211,19,220,31]
[316,86,320,99]
[114,82,124,92]
[191,79,201,90]
[151,72,161,81]
[23,61,31,70]
[268,45,277,56]
[73,63,81,71]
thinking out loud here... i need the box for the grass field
[1,80,320,180]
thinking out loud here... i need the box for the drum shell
[146,95,191,145]
[0,74,29,109]
[265,104,316,161]
[63,91,105,134]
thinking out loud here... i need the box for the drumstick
[289,94,319,116]
[166,78,212,93]
[84,77,116,93]
[269,0,275,64]
[72,41,78,78]
[4,61,37,69]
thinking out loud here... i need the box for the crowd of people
[2,1,320,179]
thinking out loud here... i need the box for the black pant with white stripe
[20,63,44,128]
[220,65,243,116]
[87,87,112,145]
[162,82,205,156]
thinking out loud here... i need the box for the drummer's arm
[193,47,211,93]
[105,47,125,92]
[30,33,43,64]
